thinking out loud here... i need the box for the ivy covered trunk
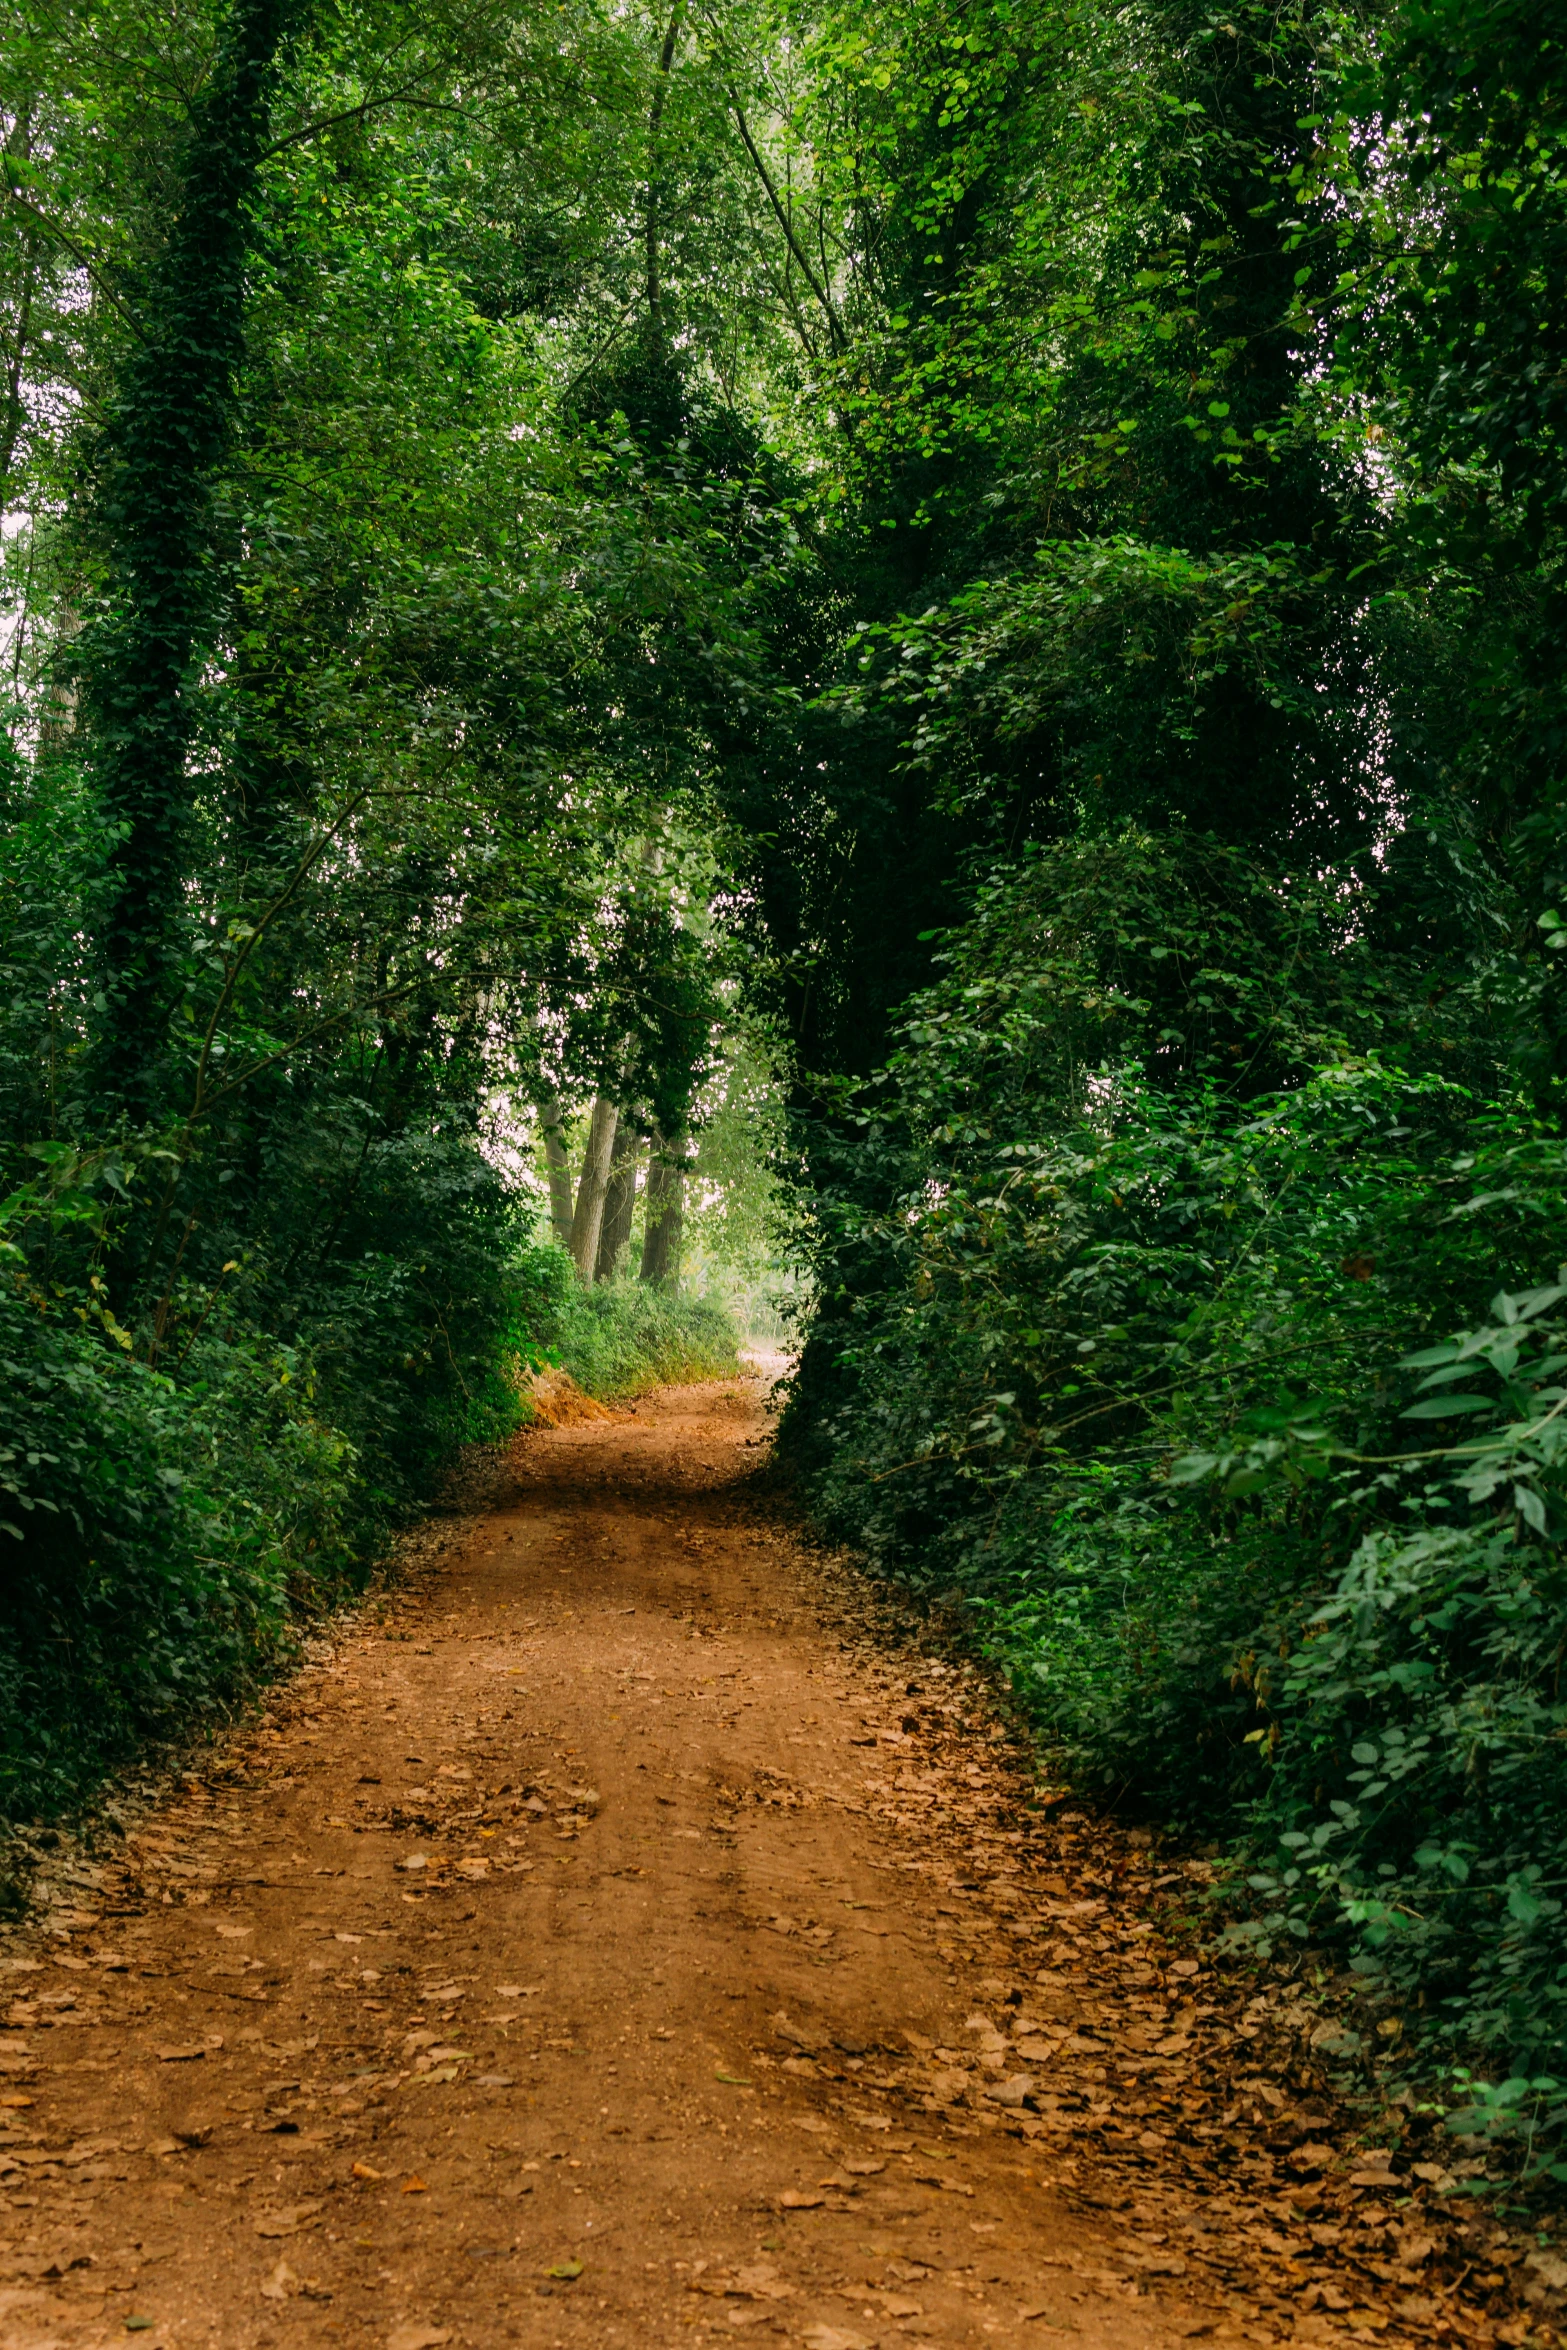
[85,0,298,1114]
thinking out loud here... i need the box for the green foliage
[0,0,778,1819]
[784,824,1567,2072]
[532,1251,741,1399]
[0,1279,355,1818]
[0,1128,539,1818]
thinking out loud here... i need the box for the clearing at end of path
[0,1373,1504,2350]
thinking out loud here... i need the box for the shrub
[787,831,1567,2075]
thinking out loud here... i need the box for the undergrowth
[1,1214,738,1828]
[786,833,1567,2173]
[548,1269,741,1398]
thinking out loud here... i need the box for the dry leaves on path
[1,1375,1558,2350]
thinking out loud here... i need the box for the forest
[3,0,1567,2138]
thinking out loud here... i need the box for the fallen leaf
[259,2258,298,2301]
[401,2175,430,2194]
[731,2262,793,2301]
[124,2319,156,2334]
[1118,2248,1186,2276]
[716,2070,754,2087]
[545,2259,583,2280]
[254,2202,323,2238]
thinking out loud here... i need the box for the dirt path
[0,1376,1484,2350]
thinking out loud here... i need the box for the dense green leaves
[0,0,768,1823]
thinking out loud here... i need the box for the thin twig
[0,192,142,338]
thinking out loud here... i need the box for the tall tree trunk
[541,1098,574,1249]
[595,1124,642,1282]
[569,1096,619,1279]
[639,1127,686,1290]
[86,0,300,1113]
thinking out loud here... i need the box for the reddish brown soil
[0,1375,1476,2350]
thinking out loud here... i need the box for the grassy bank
[502,1244,741,1400]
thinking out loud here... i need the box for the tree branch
[0,191,142,339]
[727,99,844,352]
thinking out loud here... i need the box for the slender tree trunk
[569,1096,619,1279]
[595,1124,642,1282]
[541,1098,574,1249]
[639,1127,686,1290]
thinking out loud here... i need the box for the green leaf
[1515,1483,1548,1533]
[1399,1395,1497,1418]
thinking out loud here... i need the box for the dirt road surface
[0,1374,1477,2350]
